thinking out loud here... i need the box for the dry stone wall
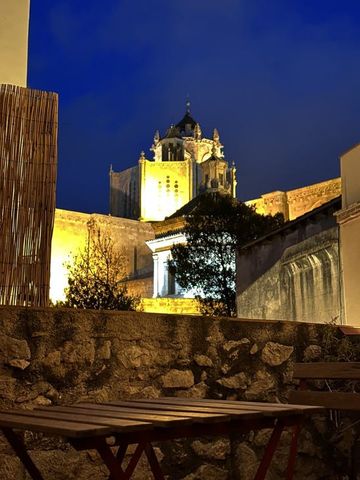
[0,307,355,479]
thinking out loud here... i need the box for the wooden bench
[289,362,360,479]
[289,362,360,410]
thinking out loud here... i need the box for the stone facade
[50,209,155,302]
[237,198,341,323]
[246,177,341,221]
[0,306,355,479]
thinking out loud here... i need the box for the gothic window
[219,173,224,185]
[162,145,169,161]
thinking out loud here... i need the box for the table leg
[144,443,165,480]
[115,443,129,464]
[286,422,302,480]
[253,421,285,480]
[123,442,146,478]
[1,427,45,480]
[107,441,128,479]
[97,441,127,480]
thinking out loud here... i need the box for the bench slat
[136,397,324,414]
[293,362,360,379]
[11,408,152,432]
[289,391,360,410]
[36,405,192,427]
[77,403,222,421]
[0,412,112,438]
[103,400,299,419]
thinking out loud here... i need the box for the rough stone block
[161,369,194,389]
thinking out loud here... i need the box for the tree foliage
[168,193,284,317]
[63,220,139,310]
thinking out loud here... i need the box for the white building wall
[0,0,30,87]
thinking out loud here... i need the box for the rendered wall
[237,228,340,323]
[337,206,360,325]
[336,144,360,325]
[340,143,360,209]
[50,209,154,302]
[0,0,30,87]
[0,306,352,479]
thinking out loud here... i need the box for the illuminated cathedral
[109,102,237,221]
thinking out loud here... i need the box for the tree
[168,193,284,317]
[63,220,139,310]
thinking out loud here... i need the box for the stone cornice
[152,217,187,237]
[335,202,360,225]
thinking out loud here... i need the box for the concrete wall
[237,199,341,323]
[0,0,30,87]
[0,306,352,479]
[50,209,154,302]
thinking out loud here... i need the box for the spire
[186,95,191,114]
[213,128,220,144]
[153,129,160,145]
[194,122,202,140]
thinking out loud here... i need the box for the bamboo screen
[0,84,58,306]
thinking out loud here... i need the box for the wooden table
[0,397,324,480]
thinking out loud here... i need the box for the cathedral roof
[176,111,197,134]
[166,191,237,219]
[175,99,198,136]
[164,125,182,139]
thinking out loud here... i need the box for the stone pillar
[138,155,146,220]
[152,253,159,297]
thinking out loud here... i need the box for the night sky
[28,0,360,215]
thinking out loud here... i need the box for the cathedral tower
[110,102,237,221]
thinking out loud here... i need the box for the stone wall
[246,177,341,221]
[140,297,201,315]
[237,228,340,323]
[50,209,154,302]
[0,306,354,479]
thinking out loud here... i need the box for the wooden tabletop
[0,397,324,439]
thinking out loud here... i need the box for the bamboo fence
[0,84,58,306]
